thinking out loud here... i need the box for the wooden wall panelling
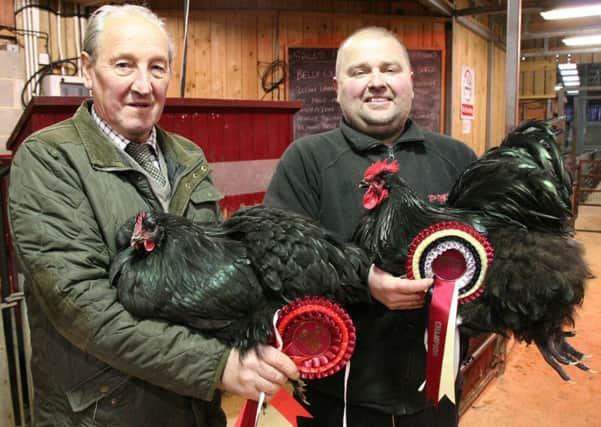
[301,13,334,46]
[191,11,213,98]
[225,13,243,99]
[534,68,546,96]
[451,22,489,156]
[241,13,258,100]
[277,13,303,100]
[162,9,450,132]
[519,58,556,99]
[257,13,277,100]
[521,69,534,97]
[389,17,446,133]
[545,67,555,96]
[361,14,388,31]
[163,9,184,98]
[210,13,227,98]
[490,45,507,148]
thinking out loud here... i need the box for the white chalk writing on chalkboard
[288,47,441,139]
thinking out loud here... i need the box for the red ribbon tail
[234,399,259,427]
[271,388,313,426]
[425,276,454,406]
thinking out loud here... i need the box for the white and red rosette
[406,221,494,406]
[406,221,494,304]
[277,296,356,380]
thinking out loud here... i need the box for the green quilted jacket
[8,101,230,426]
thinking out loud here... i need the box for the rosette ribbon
[235,296,356,426]
[407,221,494,406]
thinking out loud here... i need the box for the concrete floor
[224,205,601,426]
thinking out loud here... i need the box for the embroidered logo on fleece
[428,193,448,203]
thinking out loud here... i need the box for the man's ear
[81,52,93,90]
[333,76,341,104]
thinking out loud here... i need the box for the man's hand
[220,344,299,401]
[368,264,432,310]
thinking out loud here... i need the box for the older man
[8,5,297,426]
[265,27,477,426]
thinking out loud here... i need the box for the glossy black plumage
[353,120,591,381]
[110,207,370,352]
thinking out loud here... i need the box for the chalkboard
[288,47,441,139]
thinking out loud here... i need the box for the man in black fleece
[265,27,476,427]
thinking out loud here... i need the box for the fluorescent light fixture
[562,75,580,82]
[564,80,581,87]
[559,69,579,76]
[563,34,601,46]
[541,4,601,20]
[558,63,577,70]
[566,90,580,95]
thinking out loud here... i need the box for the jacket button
[186,183,192,189]
[201,165,208,171]
[192,173,198,178]
[99,384,109,394]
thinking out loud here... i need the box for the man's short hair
[83,4,174,64]
[335,27,411,77]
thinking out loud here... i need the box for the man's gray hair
[335,27,410,77]
[83,4,174,64]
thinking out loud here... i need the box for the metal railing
[1,160,33,427]
[573,158,601,214]
[572,151,601,233]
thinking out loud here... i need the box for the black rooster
[353,120,591,382]
[110,206,370,352]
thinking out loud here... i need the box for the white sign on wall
[460,65,475,120]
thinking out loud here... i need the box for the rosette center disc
[288,320,332,356]
[432,249,467,281]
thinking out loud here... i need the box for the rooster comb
[363,160,400,181]
[135,211,147,228]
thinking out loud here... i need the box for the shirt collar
[340,118,426,152]
[91,105,158,153]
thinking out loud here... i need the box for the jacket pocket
[65,366,129,413]
[188,180,224,222]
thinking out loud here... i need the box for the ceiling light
[563,34,601,46]
[541,4,601,20]
[566,90,580,95]
[558,63,577,70]
[564,81,581,87]
[559,69,579,76]
[562,75,580,82]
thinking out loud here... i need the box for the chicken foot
[535,330,595,383]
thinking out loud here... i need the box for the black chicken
[110,206,370,352]
[353,120,592,382]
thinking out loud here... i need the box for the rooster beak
[130,231,143,247]
[359,180,369,189]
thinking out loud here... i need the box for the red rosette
[406,221,494,304]
[276,296,356,379]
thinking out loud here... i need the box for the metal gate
[1,157,33,427]
[573,155,601,232]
